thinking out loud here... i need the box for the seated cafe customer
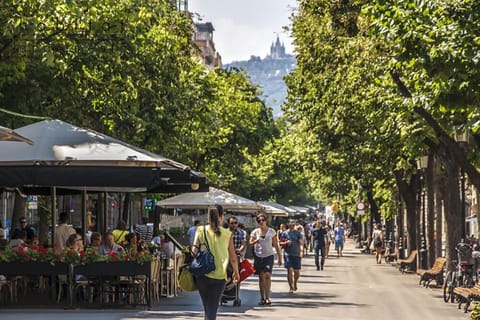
[99,231,124,256]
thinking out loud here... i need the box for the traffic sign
[356,202,365,211]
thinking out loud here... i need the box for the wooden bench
[454,283,480,313]
[416,257,446,287]
[397,250,417,273]
[385,247,398,263]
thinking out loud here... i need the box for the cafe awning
[156,187,260,210]
[0,119,207,193]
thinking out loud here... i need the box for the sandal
[258,299,266,305]
[265,298,271,305]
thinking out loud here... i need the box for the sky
[188,0,297,64]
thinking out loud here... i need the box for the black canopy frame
[0,119,208,243]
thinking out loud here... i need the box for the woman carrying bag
[192,205,240,320]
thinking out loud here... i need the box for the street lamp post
[417,155,428,270]
[454,130,470,240]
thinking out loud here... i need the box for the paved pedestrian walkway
[1,239,467,320]
[149,238,464,320]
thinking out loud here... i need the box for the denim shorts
[284,254,301,270]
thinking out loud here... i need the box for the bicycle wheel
[450,273,458,303]
[443,271,453,303]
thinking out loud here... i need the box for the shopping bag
[239,259,255,282]
[178,264,197,292]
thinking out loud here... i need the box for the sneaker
[316,266,320,271]
[321,265,324,270]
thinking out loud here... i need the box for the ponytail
[208,205,224,236]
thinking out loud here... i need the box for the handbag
[239,258,255,282]
[189,226,216,276]
[178,264,197,291]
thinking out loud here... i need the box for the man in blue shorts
[283,222,305,293]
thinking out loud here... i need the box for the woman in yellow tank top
[192,205,240,320]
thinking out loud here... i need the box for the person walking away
[54,212,76,253]
[334,222,346,257]
[187,220,200,246]
[312,221,328,270]
[372,223,384,264]
[249,213,283,305]
[283,221,304,293]
[192,205,239,320]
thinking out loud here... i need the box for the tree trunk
[37,199,50,246]
[394,169,419,254]
[443,162,463,271]
[426,154,435,265]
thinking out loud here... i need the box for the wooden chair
[397,250,418,273]
[150,257,161,302]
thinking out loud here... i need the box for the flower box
[0,261,69,276]
[74,261,151,277]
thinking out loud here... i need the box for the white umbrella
[0,126,34,144]
[156,187,260,210]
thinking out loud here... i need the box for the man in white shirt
[54,212,76,252]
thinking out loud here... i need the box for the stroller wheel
[233,299,241,307]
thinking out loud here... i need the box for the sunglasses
[20,221,27,223]
[257,219,266,223]
[230,222,238,225]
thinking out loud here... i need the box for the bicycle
[384,239,396,263]
[443,259,459,303]
[443,241,476,303]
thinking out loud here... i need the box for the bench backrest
[430,257,446,271]
[405,250,418,263]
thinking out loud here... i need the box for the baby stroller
[220,257,255,307]
[221,277,241,306]
[221,260,241,306]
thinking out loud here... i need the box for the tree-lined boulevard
[2,1,480,317]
